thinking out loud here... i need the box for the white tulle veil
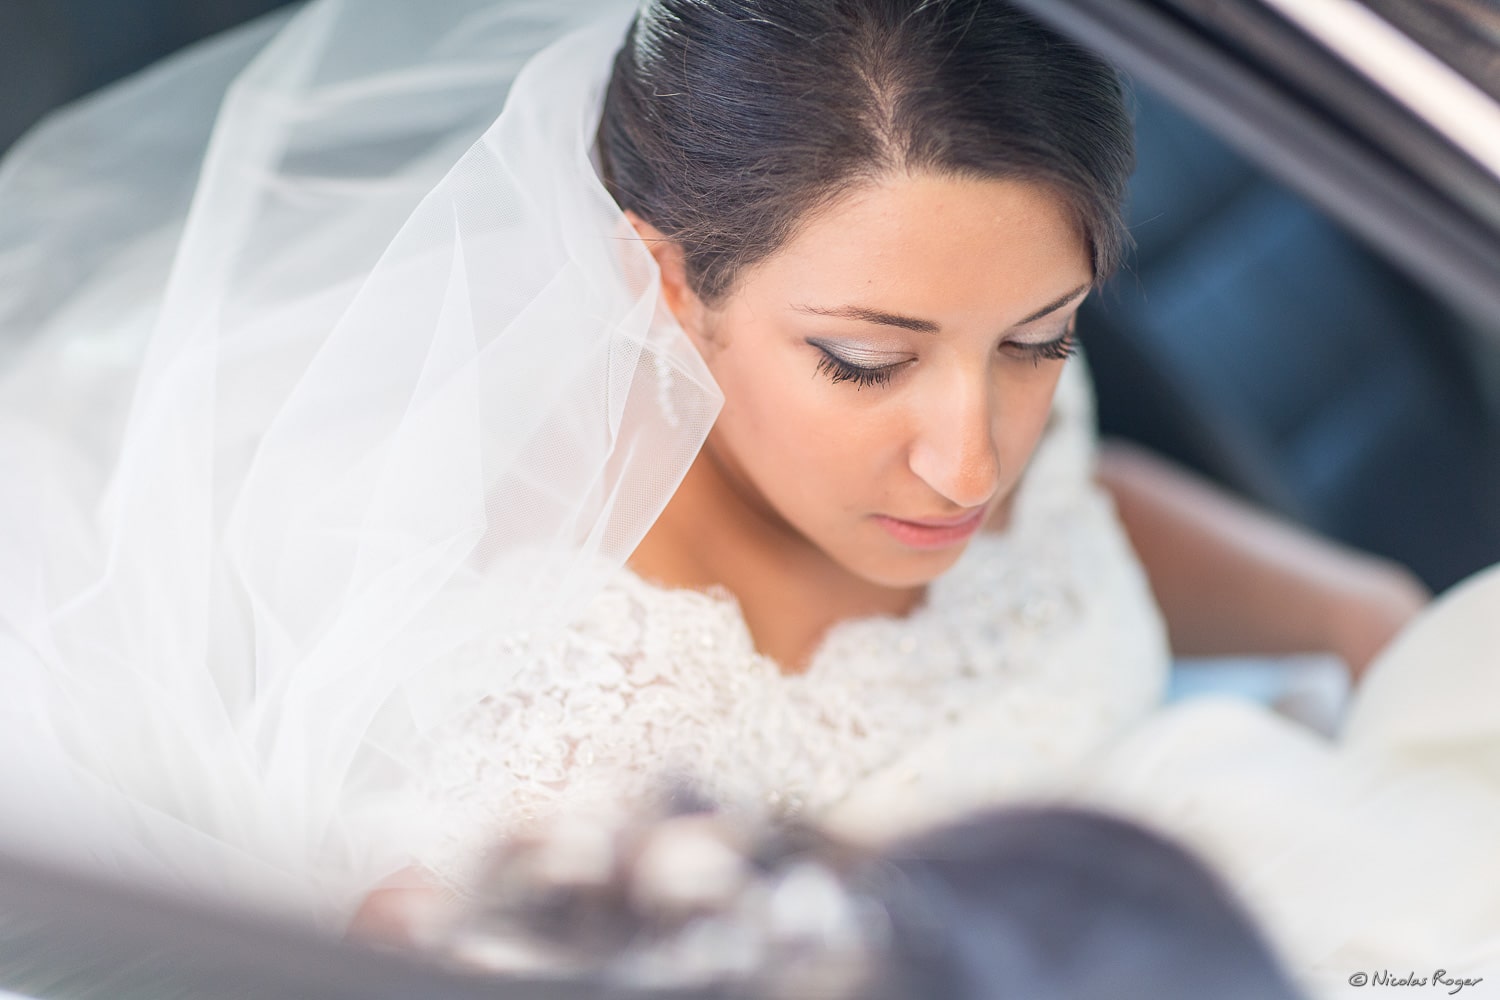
[0,0,720,924]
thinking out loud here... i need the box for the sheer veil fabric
[0,0,720,923]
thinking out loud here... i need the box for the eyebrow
[793,282,1092,333]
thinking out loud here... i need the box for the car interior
[1088,83,1500,596]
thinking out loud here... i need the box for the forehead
[736,173,1092,324]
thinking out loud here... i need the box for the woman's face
[668,173,1093,590]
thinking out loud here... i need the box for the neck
[628,441,923,673]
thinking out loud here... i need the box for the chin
[846,546,969,591]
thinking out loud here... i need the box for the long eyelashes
[1024,331,1079,365]
[814,332,1077,389]
[814,352,899,389]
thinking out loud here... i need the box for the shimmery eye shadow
[805,338,909,368]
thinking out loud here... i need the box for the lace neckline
[611,531,1016,678]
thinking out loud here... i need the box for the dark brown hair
[597,0,1135,304]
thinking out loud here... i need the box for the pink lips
[873,507,988,549]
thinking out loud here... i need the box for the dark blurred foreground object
[0,844,626,1000]
[0,804,1305,1000]
[877,807,1306,1000]
[436,802,1306,1000]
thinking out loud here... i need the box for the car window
[1361,0,1500,100]
[1088,76,1500,592]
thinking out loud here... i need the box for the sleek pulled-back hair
[597,0,1135,305]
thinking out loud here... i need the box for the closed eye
[1007,330,1078,366]
[814,350,902,389]
[813,328,1076,389]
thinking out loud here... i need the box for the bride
[0,0,1494,995]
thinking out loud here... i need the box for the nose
[907,374,1001,510]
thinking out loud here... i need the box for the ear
[624,210,709,341]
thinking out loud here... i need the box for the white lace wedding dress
[413,358,1169,872]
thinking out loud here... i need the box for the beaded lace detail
[413,360,1170,885]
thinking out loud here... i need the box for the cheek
[995,372,1066,473]
[705,343,1067,521]
[711,361,895,507]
